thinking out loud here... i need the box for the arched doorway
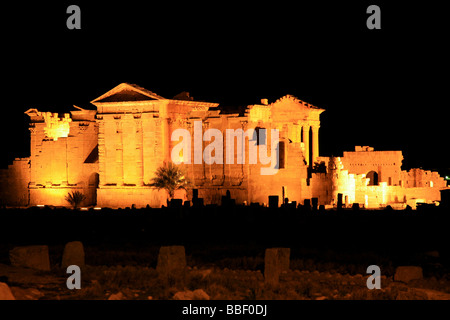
[366,171,379,186]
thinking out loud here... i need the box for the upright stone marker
[264,248,290,286]
[0,282,15,300]
[337,193,343,210]
[303,198,311,210]
[268,195,279,208]
[157,246,187,283]
[311,197,318,211]
[9,245,51,271]
[61,241,85,269]
[394,266,423,283]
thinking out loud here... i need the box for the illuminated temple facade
[0,83,447,209]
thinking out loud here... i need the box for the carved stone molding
[192,105,209,111]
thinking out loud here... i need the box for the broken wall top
[246,94,325,124]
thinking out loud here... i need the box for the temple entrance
[366,171,379,186]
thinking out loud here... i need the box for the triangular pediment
[271,95,320,110]
[91,83,165,104]
[266,95,325,122]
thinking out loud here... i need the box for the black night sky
[2,1,448,174]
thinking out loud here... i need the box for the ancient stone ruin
[61,241,85,269]
[264,247,290,286]
[0,83,447,209]
[9,245,51,272]
[156,245,187,283]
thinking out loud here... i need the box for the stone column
[135,119,144,186]
[114,118,124,186]
[28,124,37,187]
[161,118,170,162]
[302,125,310,165]
[142,115,156,184]
[311,125,319,165]
[99,116,113,185]
[96,115,106,188]
[122,117,135,185]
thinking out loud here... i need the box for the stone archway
[367,171,379,186]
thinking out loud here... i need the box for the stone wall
[310,173,330,205]
[342,146,403,186]
[0,158,30,207]
[96,187,167,208]
[24,107,98,207]
[401,168,447,189]
[3,84,447,210]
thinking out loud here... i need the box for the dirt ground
[2,263,450,300]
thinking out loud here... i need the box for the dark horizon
[2,2,448,174]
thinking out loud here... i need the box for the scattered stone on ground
[0,282,15,300]
[108,292,125,300]
[10,287,43,300]
[0,262,449,300]
[9,245,51,271]
[394,266,423,283]
[173,289,210,300]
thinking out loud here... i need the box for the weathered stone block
[268,195,279,208]
[61,241,85,269]
[170,199,183,208]
[311,197,318,210]
[173,289,210,300]
[193,198,204,207]
[264,248,290,286]
[9,287,43,300]
[303,198,311,209]
[394,266,423,283]
[157,246,187,282]
[9,245,51,271]
[0,282,15,300]
[337,193,343,209]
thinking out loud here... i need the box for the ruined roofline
[24,106,97,122]
[271,94,325,112]
[244,94,325,114]
[92,99,220,113]
[91,83,220,110]
[343,146,404,154]
[91,83,166,104]
[91,83,325,114]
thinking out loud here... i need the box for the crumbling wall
[310,173,330,205]
[342,146,403,186]
[25,107,98,207]
[401,168,447,188]
[96,187,166,208]
[0,158,30,207]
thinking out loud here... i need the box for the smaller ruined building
[0,83,447,209]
